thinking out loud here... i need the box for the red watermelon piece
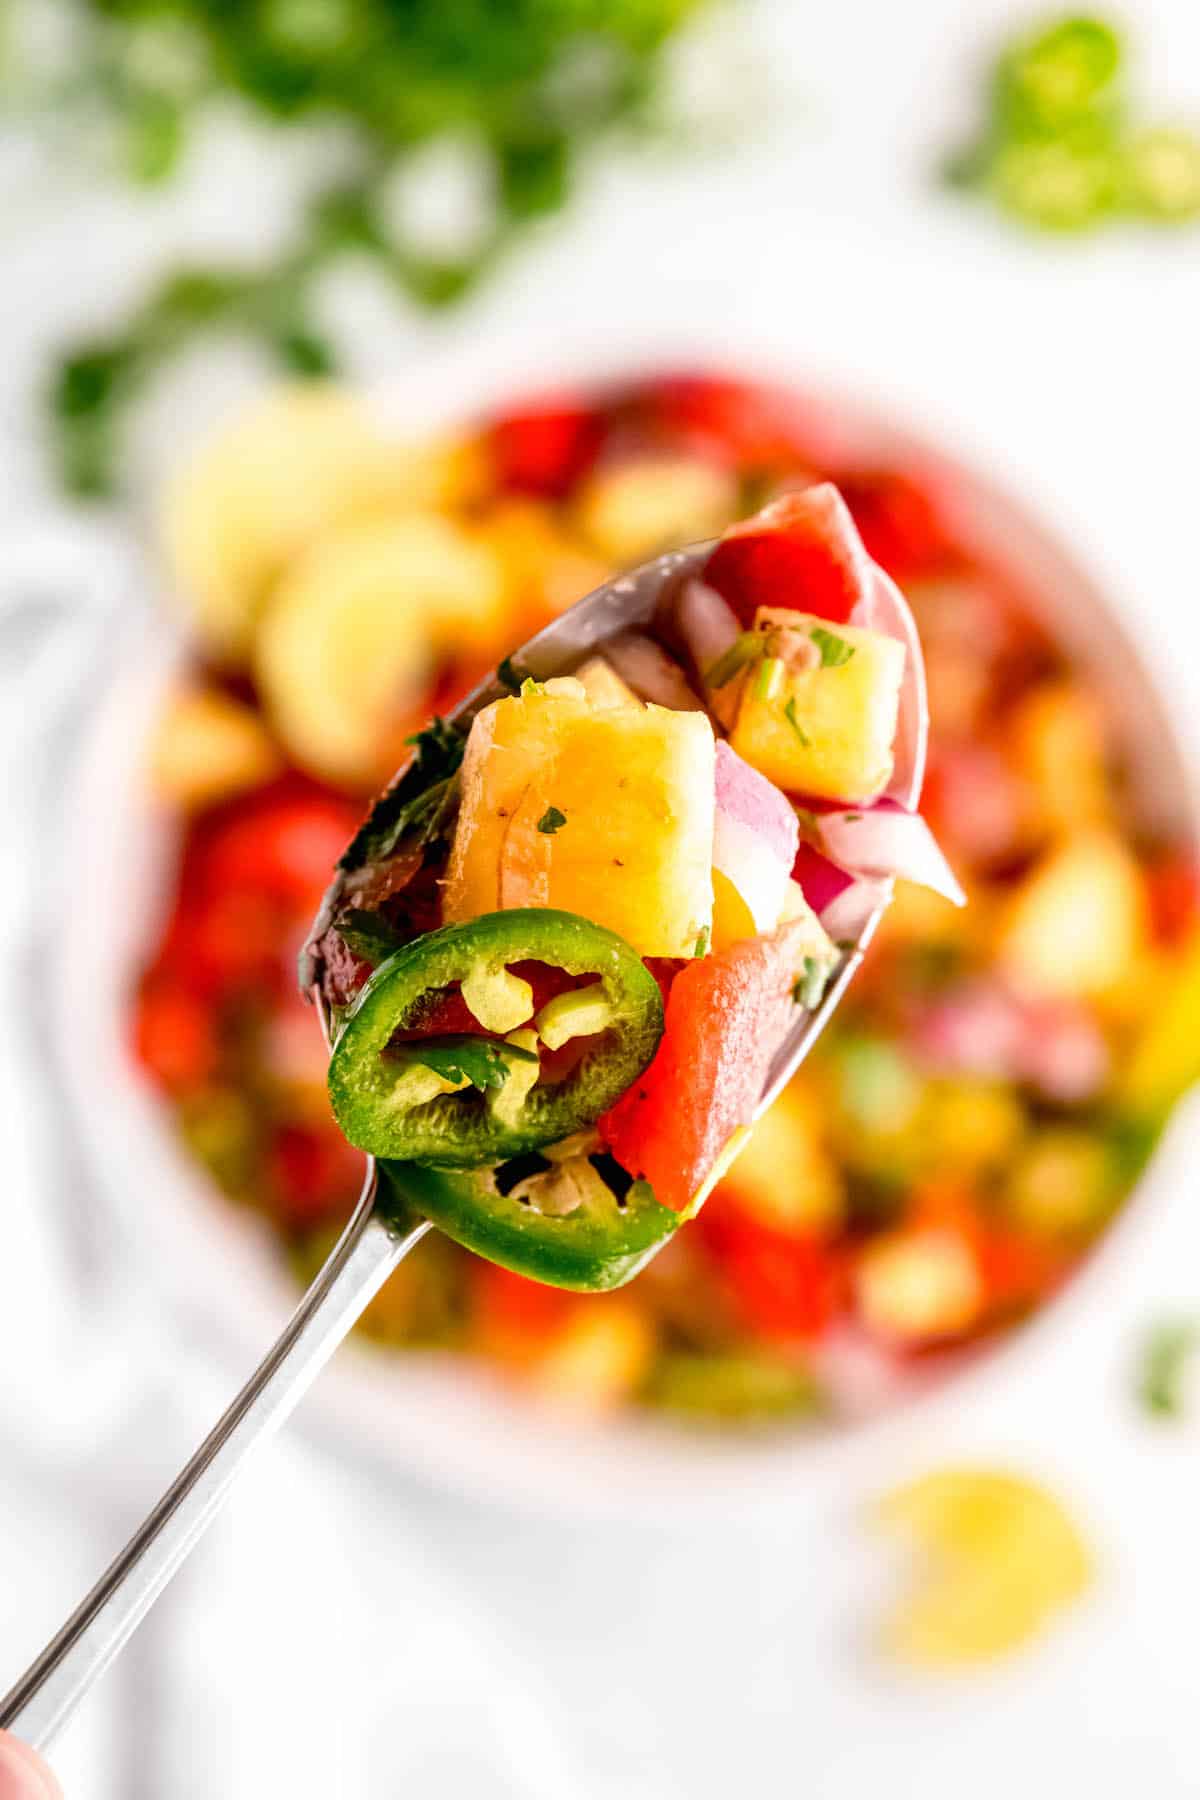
[702,483,873,627]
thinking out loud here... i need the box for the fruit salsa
[306,487,943,1290]
[135,374,1199,1422]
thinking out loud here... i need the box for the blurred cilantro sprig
[944,14,1200,235]
[8,0,716,496]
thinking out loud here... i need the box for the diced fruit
[162,386,479,663]
[1122,925,1200,1116]
[728,608,905,802]
[1002,1128,1115,1241]
[875,1469,1092,1667]
[484,500,610,635]
[148,685,280,811]
[134,980,220,1092]
[531,1298,655,1410]
[255,515,507,787]
[445,682,716,959]
[599,916,818,1211]
[703,485,873,626]
[572,454,738,563]
[701,1206,844,1340]
[1010,681,1109,835]
[998,831,1148,1003]
[855,1225,983,1343]
[573,655,641,710]
[721,1082,845,1235]
[489,398,605,498]
[643,374,820,469]
[838,471,949,580]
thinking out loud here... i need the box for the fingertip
[0,1733,63,1800]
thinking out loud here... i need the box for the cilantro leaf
[537,806,567,834]
[784,696,811,747]
[792,955,832,1010]
[810,626,856,668]
[693,926,710,957]
[1139,1317,1200,1418]
[336,909,404,966]
[401,1034,538,1093]
[343,715,465,869]
[704,631,769,689]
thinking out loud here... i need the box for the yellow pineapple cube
[728,607,905,801]
[443,681,715,957]
[998,831,1148,1004]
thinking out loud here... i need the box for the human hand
[0,1733,61,1799]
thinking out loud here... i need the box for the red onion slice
[602,631,707,712]
[816,805,966,907]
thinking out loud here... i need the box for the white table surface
[3,2,1200,1794]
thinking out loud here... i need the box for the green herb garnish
[792,955,831,1011]
[1138,1317,1200,1418]
[783,697,811,747]
[704,631,769,689]
[404,1034,538,1094]
[347,715,465,867]
[693,926,711,957]
[537,806,567,835]
[810,626,856,669]
[520,676,546,700]
[754,655,785,701]
[336,910,404,967]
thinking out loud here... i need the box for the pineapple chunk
[724,1083,845,1234]
[728,607,905,801]
[573,655,642,710]
[998,831,1148,1003]
[255,515,507,788]
[443,682,715,957]
[856,1226,982,1343]
[148,684,280,810]
[573,454,738,563]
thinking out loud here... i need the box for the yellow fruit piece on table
[723,1082,845,1234]
[255,515,507,788]
[729,609,905,802]
[1010,680,1109,837]
[573,454,740,564]
[533,1298,655,1412]
[998,831,1148,1004]
[148,684,280,810]
[855,1226,983,1344]
[444,683,716,958]
[876,1469,1092,1668]
[162,385,483,664]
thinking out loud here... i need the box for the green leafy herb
[497,656,527,694]
[404,1034,538,1093]
[810,626,856,669]
[537,806,567,835]
[704,631,769,690]
[792,955,831,1011]
[345,716,465,868]
[693,926,711,957]
[843,812,863,823]
[1138,1317,1200,1418]
[520,676,546,700]
[783,696,811,747]
[36,0,717,497]
[336,909,404,967]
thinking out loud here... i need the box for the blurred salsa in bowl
[131,371,1200,1428]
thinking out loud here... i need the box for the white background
[3,1,1200,1793]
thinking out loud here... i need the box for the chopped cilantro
[693,926,711,957]
[784,696,811,747]
[810,626,856,668]
[537,806,567,834]
[403,1034,538,1093]
[520,676,546,700]
[1138,1317,1200,1418]
[344,715,464,867]
[704,631,768,689]
[792,955,832,1011]
[337,909,404,966]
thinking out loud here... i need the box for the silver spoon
[0,541,926,1751]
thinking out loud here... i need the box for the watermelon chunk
[702,484,873,626]
[598,917,814,1211]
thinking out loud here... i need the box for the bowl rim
[54,333,1200,1522]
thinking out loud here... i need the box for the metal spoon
[0,541,926,1751]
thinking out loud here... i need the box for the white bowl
[55,333,1200,1522]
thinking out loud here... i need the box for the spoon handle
[0,1167,429,1751]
